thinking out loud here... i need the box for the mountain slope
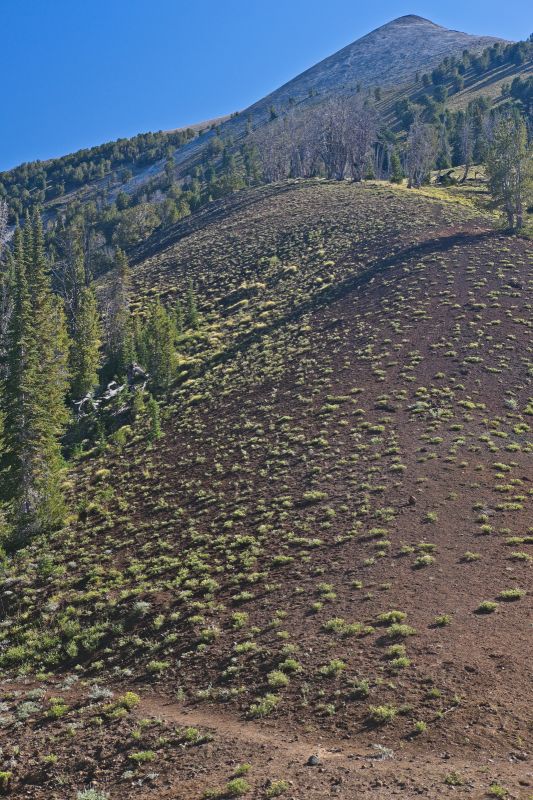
[123,16,508,194]
[0,14,511,225]
[243,15,506,118]
[1,180,531,798]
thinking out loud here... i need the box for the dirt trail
[144,695,366,766]
[137,696,531,800]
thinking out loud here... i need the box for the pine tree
[174,298,183,336]
[105,248,134,377]
[485,111,533,231]
[389,150,404,183]
[185,279,198,330]
[69,286,101,398]
[141,299,176,391]
[147,394,161,440]
[1,212,70,546]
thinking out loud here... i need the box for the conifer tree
[389,149,404,183]
[174,298,183,336]
[105,248,134,377]
[185,279,198,330]
[147,394,162,440]
[1,212,70,545]
[486,111,533,231]
[69,286,102,398]
[141,299,176,391]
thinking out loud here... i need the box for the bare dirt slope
[0,181,531,798]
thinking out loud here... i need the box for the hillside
[1,180,531,799]
[0,15,513,227]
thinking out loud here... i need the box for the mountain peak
[392,14,438,24]
[378,14,444,30]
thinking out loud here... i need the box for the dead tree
[406,119,437,188]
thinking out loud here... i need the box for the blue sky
[0,0,530,171]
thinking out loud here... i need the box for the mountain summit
[245,15,507,116]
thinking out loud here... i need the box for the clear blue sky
[0,0,530,171]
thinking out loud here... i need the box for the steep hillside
[0,15,511,226]
[1,181,531,799]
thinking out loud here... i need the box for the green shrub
[247,693,280,718]
[386,623,416,639]
[368,704,397,724]
[377,610,406,624]
[267,670,289,689]
[266,780,290,797]
[497,588,525,601]
[488,784,507,798]
[319,659,346,677]
[129,750,156,764]
[476,601,498,614]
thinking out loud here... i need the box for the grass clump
[385,623,416,639]
[497,588,525,601]
[265,780,290,797]
[267,670,289,689]
[367,704,397,724]
[247,694,280,718]
[204,778,251,798]
[319,659,346,677]
[476,601,498,614]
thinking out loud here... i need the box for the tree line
[0,206,198,552]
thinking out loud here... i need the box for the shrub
[368,704,397,724]
[302,491,328,504]
[377,610,406,624]
[266,780,290,797]
[233,764,252,777]
[146,659,170,674]
[278,658,301,673]
[413,554,434,568]
[224,778,251,797]
[46,698,69,719]
[319,659,346,677]
[476,601,498,614]
[76,791,109,800]
[444,772,463,786]
[247,693,280,718]
[488,784,507,798]
[118,692,140,710]
[129,750,156,764]
[497,588,525,601]
[388,656,411,670]
[386,623,416,639]
[349,678,370,699]
[462,551,480,562]
[267,670,289,689]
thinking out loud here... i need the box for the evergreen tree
[141,299,176,391]
[486,111,533,230]
[185,279,198,330]
[1,213,70,546]
[174,298,183,336]
[69,286,101,398]
[147,394,161,440]
[389,150,404,183]
[105,248,134,377]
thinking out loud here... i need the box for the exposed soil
[1,181,531,799]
